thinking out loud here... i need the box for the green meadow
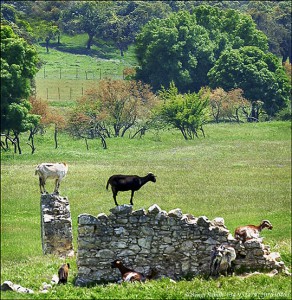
[1,121,291,299]
[1,36,291,298]
[34,34,137,107]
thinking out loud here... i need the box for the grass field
[1,121,291,299]
[34,34,137,106]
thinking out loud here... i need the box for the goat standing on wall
[234,220,273,242]
[106,173,156,206]
[35,162,68,194]
[208,245,236,278]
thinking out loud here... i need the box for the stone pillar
[40,194,74,257]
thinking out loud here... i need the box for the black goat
[58,263,70,284]
[106,173,156,206]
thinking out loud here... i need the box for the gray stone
[132,208,146,216]
[148,204,162,215]
[197,216,211,227]
[110,205,133,215]
[78,214,98,225]
[41,194,74,257]
[168,208,183,218]
[98,249,115,259]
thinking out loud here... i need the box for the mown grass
[1,122,291,299]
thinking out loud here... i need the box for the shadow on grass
[40,41,120,60]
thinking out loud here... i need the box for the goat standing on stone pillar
[35,162,68,194]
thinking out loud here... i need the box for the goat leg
[54,179,60,194]
[39,178,47,194]
[113,194,119,206]
[130,190,134,205]
[39,177,43,194]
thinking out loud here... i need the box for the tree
[67,79,158,148]
[209,88,251,123]
[158,82,209,140]
[208,46,290,117]
[135,6,268,93]
[102,13,134,57]
[29,97,66,151]
[61,1,113,50]
[34,21,60,52]
[1,25,40,153]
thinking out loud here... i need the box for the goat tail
[106,179,110,190]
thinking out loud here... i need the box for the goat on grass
[111,259,157,283]
[234,220,273,242]
[35,162,68,194]
[58,263,70,284]
[106,173,156,206]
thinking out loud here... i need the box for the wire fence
[35,66,126,80]
[35,66,135,101]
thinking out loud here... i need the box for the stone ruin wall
[75,204,286,286]
[40,194,74,257]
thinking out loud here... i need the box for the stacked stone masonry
[75,204,287,286]
[40,194,74,257]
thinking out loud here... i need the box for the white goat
[35,162,68,194]
[209,244,236,278]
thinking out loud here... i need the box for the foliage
[208,46,290,117]
[209,88,252,123]
[1,24,40,153]
[61,1,113,50]
[33,20,60,52]
[244,1,291,62]
[135,6,268,93]
[158,82,209,140]
[67,79,158,147]
[29,97,66,151]
[3,1,290,61]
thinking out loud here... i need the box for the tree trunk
[87,34,94,50]
[45,37,50,53]
[13,132,21,154]
[54,125,58,149]
[84,138,89,150]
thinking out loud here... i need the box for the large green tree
[1,25,39,153]
[135,6,268,93]
[61,1,113,50]
[208,46,290,117]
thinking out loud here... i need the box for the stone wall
[75,204,287,286]
[40,194,74,257]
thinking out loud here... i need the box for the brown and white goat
[58,263,70,284]
[208,245,236,278]
[111,259,157,283]
[106,173,156,206]
[35,162,68,194]
[234,220,273,242]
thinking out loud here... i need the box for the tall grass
[1,122,291,299]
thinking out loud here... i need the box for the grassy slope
[1,122,291,299]
[35,34,137,107]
